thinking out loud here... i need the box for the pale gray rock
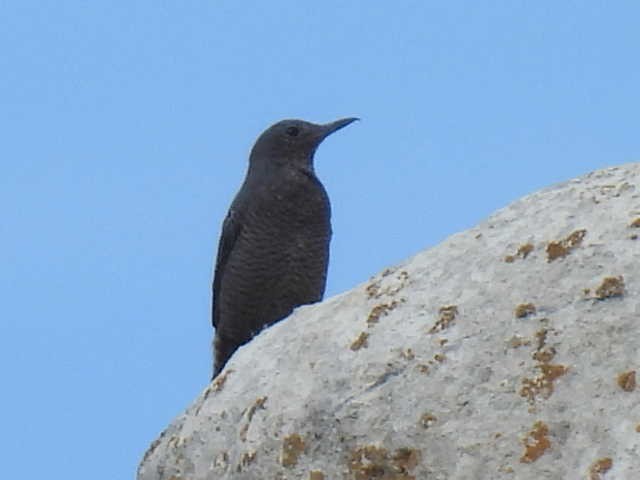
[139,164,640,480]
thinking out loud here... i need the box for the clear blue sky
[1,2,638,478]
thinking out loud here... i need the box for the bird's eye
[286,126,299,137]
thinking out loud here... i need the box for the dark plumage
[211,117,358,378]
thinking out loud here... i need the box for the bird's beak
[321,117,359,139]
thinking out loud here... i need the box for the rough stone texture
[138,164,640,480]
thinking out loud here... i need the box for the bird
[211,117,358,378]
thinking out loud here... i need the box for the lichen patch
[594,276,625,300]
[505,243,534,263]
[519,328,567,403]
[349,445,420,480]
[546,229,586,261]
[617,370,636,392]
[520,421,551,463]
[535,328,548,349]
[520,364,568,403]
[367,300,403,326]
[393,448,420,473]
[212,369,233,392]
[517,243,534,258]
[239,396,267,442]
[350,332,369,351]
[349,445,388,479]
[400,348,415,361]
[588,457,613,480]
[429,305,458,333]
[280,433,305,467]
[515,303,536,318]
[419,413,437,429]
[507,335,531,348]
[366,270,409,299]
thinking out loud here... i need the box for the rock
[138,164,640,480]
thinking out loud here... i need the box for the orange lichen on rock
[588,457,613,480]
[349,445,420,480]
[433,353,446,363]
[350,332,369,351]
[349,445,388,479]
[366,270,409,299]
[212,369,233,392]
[197,370,233,411]
[540,364,567,382]
[429,305,458,333]
[505,243,534,263]
[507,335,532,348]
[239,396,267,442]
[520,421,551,463]
[617,370,636,392]
[546,229,587,261]
[535,328,548,348]
[518,243,534,258]
[393,448,420,474]
[280,433,305,467]
[419,413,437,429]
[400,348,415,360]
[520,328,567,403]
[417,364,430,374]
[515,303,536,318]
[520,364,568,402]
[595,276,625,300]
[367,300,402,325]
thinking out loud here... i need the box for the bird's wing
[212,207,242,328]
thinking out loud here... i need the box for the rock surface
[138,164,640,480]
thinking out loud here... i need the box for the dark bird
[211,117,358,378]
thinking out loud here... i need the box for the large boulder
[138,164,640,479]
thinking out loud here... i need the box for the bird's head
[248,117,358,173]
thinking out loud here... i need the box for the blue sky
[1,2,639,478]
